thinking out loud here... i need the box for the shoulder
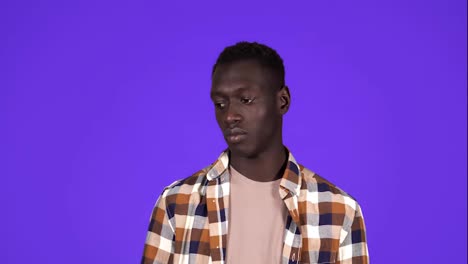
[299,164,360,210]
[157,163,213,203]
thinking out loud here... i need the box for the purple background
[2,0,466,263]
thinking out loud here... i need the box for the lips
[224,127,247,144]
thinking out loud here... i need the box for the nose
[224,104,242,127]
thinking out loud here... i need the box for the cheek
[214,112,223,126]
[250,109,275,132]
[216,120,224,130]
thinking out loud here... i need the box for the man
[142,42,369,263]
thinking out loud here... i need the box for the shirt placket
[206,177,228,264]
[282,194,302,264]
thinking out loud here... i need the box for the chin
[227,143,260,159]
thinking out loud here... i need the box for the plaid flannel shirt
[142,150,369,263]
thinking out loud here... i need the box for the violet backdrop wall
[2,0,467,263]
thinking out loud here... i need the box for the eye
[214,102,226,109]
[240,97,254,104]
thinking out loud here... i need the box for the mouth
[224,128,247,144]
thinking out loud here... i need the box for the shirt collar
[201,148,302,198]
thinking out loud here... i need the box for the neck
[229,144,288,182]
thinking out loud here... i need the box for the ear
[277,86,291,115]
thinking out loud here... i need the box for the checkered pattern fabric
[142,150,369,263]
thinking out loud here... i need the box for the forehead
[211,60,275,95]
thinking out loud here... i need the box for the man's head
[210,41,291,158]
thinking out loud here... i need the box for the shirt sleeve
[142,189,175,264]
[336,202,369,263]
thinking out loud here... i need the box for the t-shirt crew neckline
[229,165,282,185]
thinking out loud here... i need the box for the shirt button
[212,199,216,203]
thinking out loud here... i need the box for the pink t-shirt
[226,166,288,264]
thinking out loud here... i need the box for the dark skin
[210,60,291,182]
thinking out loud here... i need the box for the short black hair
[212,41,285,87]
